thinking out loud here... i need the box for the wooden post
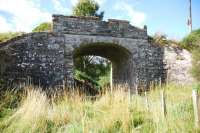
[192,89,200,128]
[159,77,162,88]
[161,89,167,117]
[135,84,138,95]
[63,79,66,90]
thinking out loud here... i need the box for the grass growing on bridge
[0,84,197,133]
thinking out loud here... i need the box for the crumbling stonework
[0,15,166,92]
[164,46,194,84]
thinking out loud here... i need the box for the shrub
[191,47,200,82]
[180,29,200,50]
[32,22,52,32]
[74,70,101,90]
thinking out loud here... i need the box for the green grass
[0,84,198,133]
[0,32,25,43]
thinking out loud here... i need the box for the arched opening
[73,42,132,94]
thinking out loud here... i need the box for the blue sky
[0,0,199,40]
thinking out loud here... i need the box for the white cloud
[71,0,78,6]
[0,0,51,32]
[96,0,106,6]
[0,16,13,32]
[114,1,146,28]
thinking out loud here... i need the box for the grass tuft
[0,84,197,132]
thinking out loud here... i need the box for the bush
[191,48,200,82]
[32,22,52,32]
[74,56,111,88]
[98,72,110,88]
[180,29,200,50]
[180,29,200,82]
[74,70,101,89]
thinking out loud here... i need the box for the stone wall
[0,33,68,88]
[0,15,166,92]
[53,15,147,39]
[164,46,194,84]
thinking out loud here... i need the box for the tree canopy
[72,0,109,88]
[72,0,104,20]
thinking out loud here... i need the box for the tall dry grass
[0,84,198,133]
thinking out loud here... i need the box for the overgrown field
[0,84,198,133]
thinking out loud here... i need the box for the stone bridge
[0,15,166,92]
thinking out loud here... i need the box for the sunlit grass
[0,84,198,133]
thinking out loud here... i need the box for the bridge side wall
[0,33,70,88]
[53,15,148,39]
[0,33,165,91]
[0,15,166,91]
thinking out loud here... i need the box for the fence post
[159,77,162,88]
[63,79,66,90]
[161,89,167,117]
[192,89,200,128]
[135,84,138,95]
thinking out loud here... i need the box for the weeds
[0,84,197,133]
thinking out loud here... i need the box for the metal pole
[189,0,192,32]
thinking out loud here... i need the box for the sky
[0,0,199,40]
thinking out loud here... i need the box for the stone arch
[0,15,167,93]
[72,42,134,89]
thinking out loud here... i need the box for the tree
[32,22,52,32]
[72,0,104,20]
[73,0,110,88]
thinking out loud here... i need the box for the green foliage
[0,84,195,132]
[180,29,200,82]
[180,29,200,50]
[98,71,110,88]
[0,32,24,43]
[191,48,200,82]
[72,0,107,88]
[32,22,52,32]
[73,0,104,19]
[75,56,110,81]
[0,89,22,123]
[193,83,200,91]
[74,70,101,90]
[74,56,111,88]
